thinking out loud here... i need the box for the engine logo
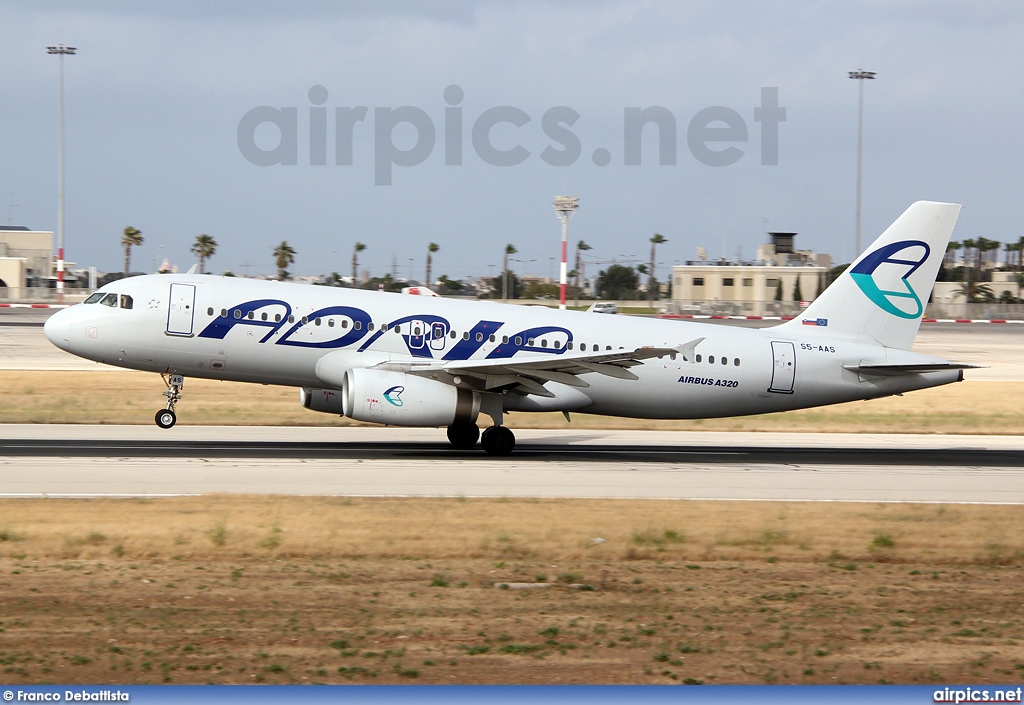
[383,385,405,407]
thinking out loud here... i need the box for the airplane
[44,201,973,455]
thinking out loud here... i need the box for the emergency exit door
[768,341,796,394]
[166,283,196,336]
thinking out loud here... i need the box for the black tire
[446,422,480,449]
[155,409,177,429]
[482,426,515,456]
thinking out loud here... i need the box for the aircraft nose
[43,308,73,351]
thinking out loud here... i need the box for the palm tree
[574,240,592,304]
[1005,241,1021,271]
[961,238,977,285]
[945,240,961,269]
[1014,236,1024,271]
[648,233,667,308]
[976,237,1001,276]
[190,234,217,274]
[352,242,366,287]
[121,226,143,277]
[636,263,648,301]
[955,280,994,304]
[502,244,517,301]
[425,242,439,288]
[273,241,296,280]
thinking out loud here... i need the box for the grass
[0,371,1023,433]
[0,496,1022,684]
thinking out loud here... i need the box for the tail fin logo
[849,240,931,319]
[383,385,404,407]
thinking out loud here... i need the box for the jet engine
[341,368,480,427]
[300,387,346,415]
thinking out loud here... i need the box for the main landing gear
[445,422,516,456]
[155,373,184,429]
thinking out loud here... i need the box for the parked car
[588,302,618,314]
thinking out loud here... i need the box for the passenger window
[120,295,133,309]
[414,327,421,336]
[489,334,495,343]
[328,319,335,327]
[274,314,281,322]
[354,321,362,330]
[288,315,295,323]
[568,342,574,350]
[696,354,702,363]
[207,307,214,316]
[528,338,535,346]
[502,336,509,344]
[84,293,103,304]
[734,358,740,366]
[381,324,388,331]
[315,318,321,326]
[301,316,308,324]
[261,312,267,321]
[475,332,483,342]
[221,309,227,318]
[368,323,375,330]
[395,326,401,335]
[722,357,728,365]
[606,345,611,350]
[100,293,118,307]
[463,332,470,341]
[541,339,548,348]
[234,310,241,319]
[247,311,254,319]
[342,320,348,328]
[515,336,522,345]
[450,331,457,339]
[709,356,715,364]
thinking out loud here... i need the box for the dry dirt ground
[1,371,1022,434]
[1,496,1023,685]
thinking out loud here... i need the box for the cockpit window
[84,293,104,304]
[99,293,119,307]
[120,295,133,309]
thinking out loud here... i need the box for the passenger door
[166,283,196,336]
[768,340,796,394]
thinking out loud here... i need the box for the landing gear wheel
[157,373,184,429]
[446,422,480,449]
[481,426,515,456]
[155,409,177,429]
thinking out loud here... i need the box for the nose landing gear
[155,373,183,429]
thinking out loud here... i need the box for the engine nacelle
[300,387,346,415]
[342,368,480,427]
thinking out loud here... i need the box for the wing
[375,338,704,397]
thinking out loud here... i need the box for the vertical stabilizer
[780,201,961,350]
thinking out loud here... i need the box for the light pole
[47,44,76,300]
[552,195,579,310]
[849,70,876,256]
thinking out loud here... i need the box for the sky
[2,0,1022,281]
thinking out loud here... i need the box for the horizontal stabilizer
[844,362,981,377]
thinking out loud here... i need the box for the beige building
[0,227,56,299]
[671,233,831,315]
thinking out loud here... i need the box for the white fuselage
[43,274,960,421]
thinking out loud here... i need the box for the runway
[2,426,1023,504]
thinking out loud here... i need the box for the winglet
[186,264,198,274]
[676,337,705,363]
